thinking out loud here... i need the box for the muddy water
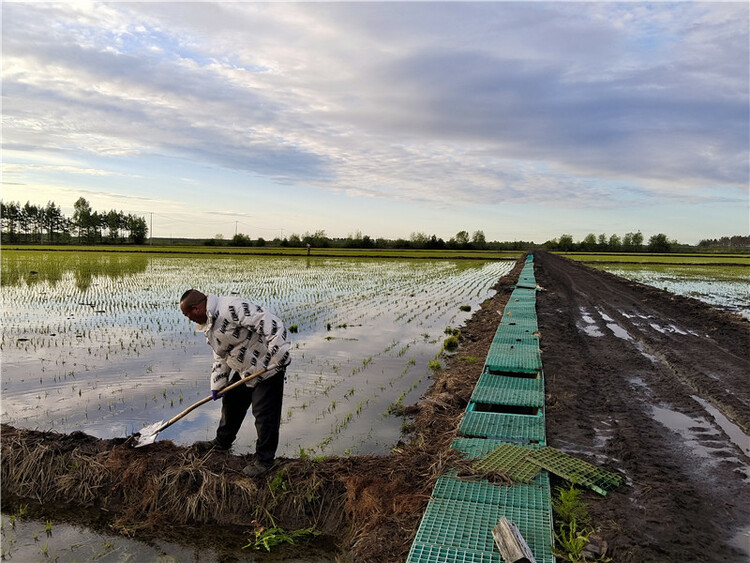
[592,263,750,319]
[1,250,514,561]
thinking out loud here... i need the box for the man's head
[180,289,208,324]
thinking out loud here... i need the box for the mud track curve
[535,251,750,563]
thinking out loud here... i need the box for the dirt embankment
[534,251,750,562]
[3,254,749,562]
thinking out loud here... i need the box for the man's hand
[211,390,221,401]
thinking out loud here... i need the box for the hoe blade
[134,420,166,447]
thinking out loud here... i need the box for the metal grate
[472,443,543,483]
[432,475,551,512]
[414,498,555,563]
[529,447,625,496]
[470,373,545,407]
[503,302,537,318]
[450,438,509,459]
[485,341,542,373]
[459,411,546,443]
[498,317,539,332]
[508,289,537,302]
[406,542,501,563]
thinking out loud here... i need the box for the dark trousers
[215,370,285,466]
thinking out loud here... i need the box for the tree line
[544,231,681,253]
[216,229,535,251]
[1,198,148,245]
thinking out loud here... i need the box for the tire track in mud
[534,251,750,563]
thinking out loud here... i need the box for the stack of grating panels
[407,256,555,563]
[484,341,542,374]
[458,410,546,443]
[470,372,545,407]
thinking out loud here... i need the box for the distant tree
[304,230,328,248]
[256,237,266,247]
[455,230,470,247]
[426,234,445,249]
[1,201,21,242]
[597,233,607,250]
[632,230,644,250]
[647,233,673,253]
[126,214,148,244]
[608,233,622,252]
[72,197,97,243]
[558,234,574,251]
[623,231,643,252]
[581,233,597,251]
[410,232,429,248]
[231,233,252,246]
[472,230,486,249]
[288,234,302,247]
[43,201,66,243]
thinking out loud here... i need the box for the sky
[2,2,748,244]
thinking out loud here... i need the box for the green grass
[556,252,749,265]
[2,244,522,261]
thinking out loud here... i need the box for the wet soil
[533,251,750,562]
[3,253,749,562]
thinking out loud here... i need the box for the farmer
[179,289,292,476]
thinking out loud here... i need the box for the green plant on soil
[442,334,459,351]
[552,482,591,527]
[554,518,593,562]
[242,526,321,552]
[552,481,609,562]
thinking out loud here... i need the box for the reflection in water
[1,251,513,457]
[1,250,149,291]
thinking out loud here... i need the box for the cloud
[1,1,747,217]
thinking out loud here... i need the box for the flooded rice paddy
[1,250,514,457]
[2,250,515,560]
[590,263,750,320]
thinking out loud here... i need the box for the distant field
[1,245,522,260]
[556,252,749,265]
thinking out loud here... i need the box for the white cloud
[1,2,747,241]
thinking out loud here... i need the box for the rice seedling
[2,250,514,456]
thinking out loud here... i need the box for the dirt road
[533,251,750,562]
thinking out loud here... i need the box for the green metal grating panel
[406,543,501,563]
[473,443,542,483]
[450,438,509,459]
[459,411,546,443]
[470,373,544,407]
[450,438,545,459]
[509,289,537,302]
[503,302,537,317]
[529,447,625,496]
[499,317,539,331]
[485,342,542,373]
[432,475,551,512]
[413,498,555,563]
[491,332,540,346]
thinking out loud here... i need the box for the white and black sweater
[198,294,292,390]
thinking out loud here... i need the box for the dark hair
[180,289,206,306]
